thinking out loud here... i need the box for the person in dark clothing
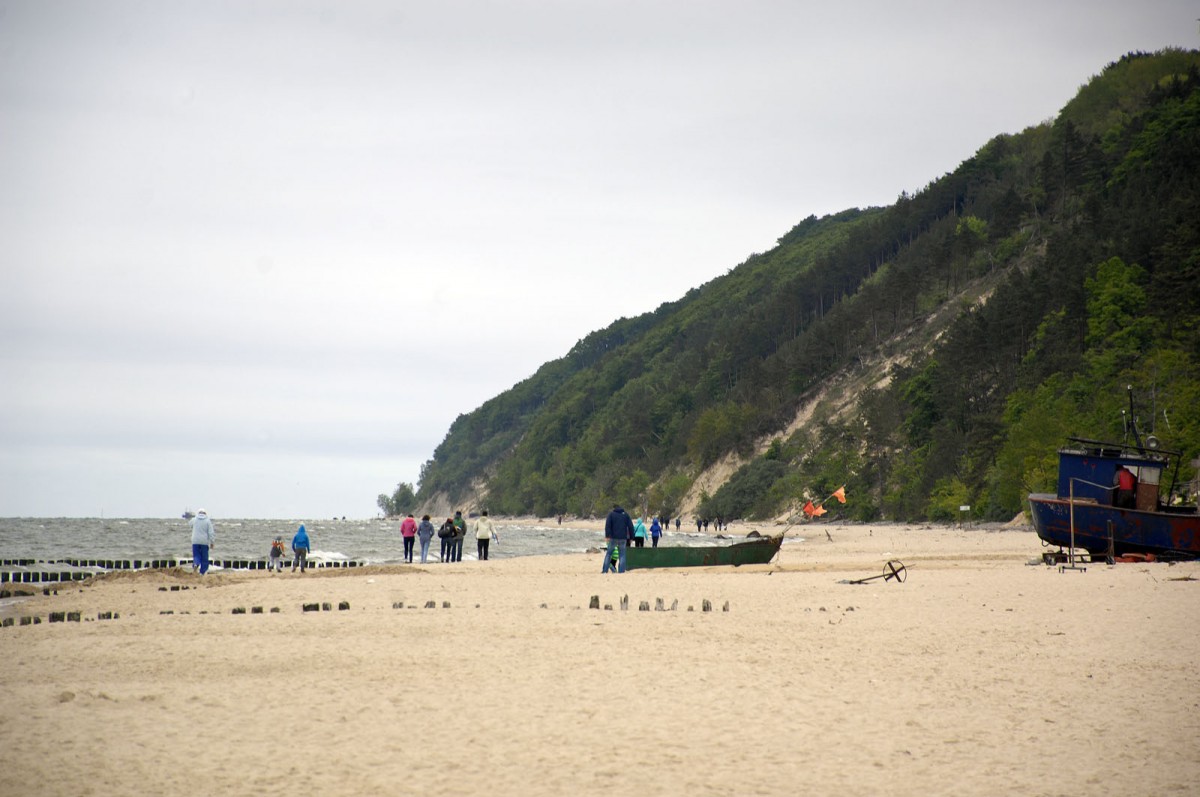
[452,510,466,562]
[602,504,634,574]
[438,518,455,562]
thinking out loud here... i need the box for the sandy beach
[1,521,1198,797]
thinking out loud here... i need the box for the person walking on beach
[417,514,436,564]
[190,509,215,575]
[400,513,418,563]
[474,510,498,561]
[292,524,311,573]
[452,510,466,562]
[602,504,633,574]
[267,536,286,572]
[633,516,647,547]
[650,517,662,548]
[438,518,455,562]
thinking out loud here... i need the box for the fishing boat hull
[1028,493,1200,559]
[623,536,783,570]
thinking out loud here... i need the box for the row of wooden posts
[590,594,730,612]
[0,558,366,583]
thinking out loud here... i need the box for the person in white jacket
[190,509,215,575]
[474,510,499,561]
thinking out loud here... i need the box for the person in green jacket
[452,510,467,562]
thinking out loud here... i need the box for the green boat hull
[623,536,783,570]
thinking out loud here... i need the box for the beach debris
[338,601,350,611]
[320,602,332,611]
[392,601,404,609]
[270,607,280,613]
[638,601,650,611]
[251,606,263,614]
[424,600,436,608]
[442,600,451,608]
[702,599,712,612]
[231,607,246,614]
[589,595,600,609]
[302,603,320,612]
[839,560,908,585]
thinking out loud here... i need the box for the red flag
[832,486,846,504]
[802,500,816,517]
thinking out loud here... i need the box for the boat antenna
[1126,385,1144,450]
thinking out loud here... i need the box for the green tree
[377,482,417,517]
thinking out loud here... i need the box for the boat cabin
[1056,440,1164,512]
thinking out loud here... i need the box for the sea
[0,517,612,568]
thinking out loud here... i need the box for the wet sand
[1,522,1197,796]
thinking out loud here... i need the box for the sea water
[0,517,614,565]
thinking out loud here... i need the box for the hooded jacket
[417,518,436,542]
[190,512,215,546]
[292,525,310,551]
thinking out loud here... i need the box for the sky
[1,1,1196,518]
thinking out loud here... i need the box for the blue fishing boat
[1028,437,1200,561]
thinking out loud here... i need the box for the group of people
[601,504,670,573]
[187,512,311,574]
[400,509,499,564]
[267,524,310,573]
[188,505,724,577]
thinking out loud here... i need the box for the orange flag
[814,504,828,517]
[832,486,846,504]
[802,500,816,517]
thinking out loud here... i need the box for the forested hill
[409,49,1200,523]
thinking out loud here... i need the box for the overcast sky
[1,1,1195,518]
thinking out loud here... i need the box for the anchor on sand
[839,560,907,585]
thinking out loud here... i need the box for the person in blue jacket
[291,524,311,573]
[650,516,662,548]
[632,516,648,547]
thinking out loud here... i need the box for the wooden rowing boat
[623,535,783,570]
